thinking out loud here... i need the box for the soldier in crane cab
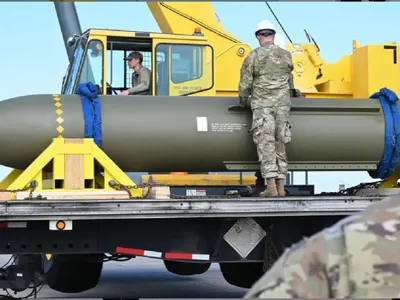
[121,51,152,96]
[237,20,294,198]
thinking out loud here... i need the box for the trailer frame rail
[0,196,384,221]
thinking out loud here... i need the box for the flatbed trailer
[0,193,383,297]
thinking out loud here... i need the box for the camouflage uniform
[239,41,293,184]
[245,195,400,298]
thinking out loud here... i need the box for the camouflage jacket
[239,41,293,109]
[245,195,400,298]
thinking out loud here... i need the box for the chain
[110,179,387,200]
[1,179,384,201]
[109,182,167,199]
[318,180,384,197]
[108,181,241,200]
[0,181,47,200]
[0,186,32,194]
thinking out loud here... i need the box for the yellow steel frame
[0,138,142,200]
[0,169,23,190]
[380,171,400,189]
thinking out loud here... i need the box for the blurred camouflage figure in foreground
[245,195,400,298]
[236,20,294,197]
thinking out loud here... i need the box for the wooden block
[42,179,53,189]
[0,192,11,201]
[144,186,171,199]
[15,191,130,200]
[140,174,257,186]
[64,139,84,189]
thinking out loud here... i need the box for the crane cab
[61,28,215,96]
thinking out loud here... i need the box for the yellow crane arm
[147,2,241,51]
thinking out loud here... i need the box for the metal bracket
[224,161,377,171]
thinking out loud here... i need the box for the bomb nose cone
[0,95,53,169]
[0,94,84,170]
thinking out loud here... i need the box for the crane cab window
[62,38,104,94]
[79,40,104,93]
[106,38,153,95]
[155,43,213,96]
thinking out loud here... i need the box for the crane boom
[147,2,241,54]
[54,1,82,63]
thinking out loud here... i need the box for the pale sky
[0,1,397,193]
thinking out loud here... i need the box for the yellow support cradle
[0,138,142,199]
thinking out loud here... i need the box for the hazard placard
[223,218,266,258]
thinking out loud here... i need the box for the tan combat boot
[276,179,286,197]
[259,178,278,197]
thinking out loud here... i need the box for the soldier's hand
[228,104,249,112]
[121,90,129,96]
[239,96,250,107]
[228,96,250,111]
[291,89,302,98]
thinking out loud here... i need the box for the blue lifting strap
[369,87,400,179]
[75,82,103,148]
[75,82,103,173]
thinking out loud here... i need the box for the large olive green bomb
[0,95,386,175]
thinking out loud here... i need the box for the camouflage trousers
[251,106,291,179]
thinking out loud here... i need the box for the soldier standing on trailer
[237,20,294,197]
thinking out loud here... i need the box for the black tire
[44,254,103,293]
[164,260,211,276]
[219,262,264,288]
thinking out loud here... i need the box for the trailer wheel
[164,260,211,276]
[219,262,264,289]
[12,254,44,290]
[44,254,103,293]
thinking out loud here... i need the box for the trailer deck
[0,195,384,221]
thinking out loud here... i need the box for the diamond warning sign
[223,218,266,258]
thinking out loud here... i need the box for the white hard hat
[255,20,276,34]
[274,33,287,49]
